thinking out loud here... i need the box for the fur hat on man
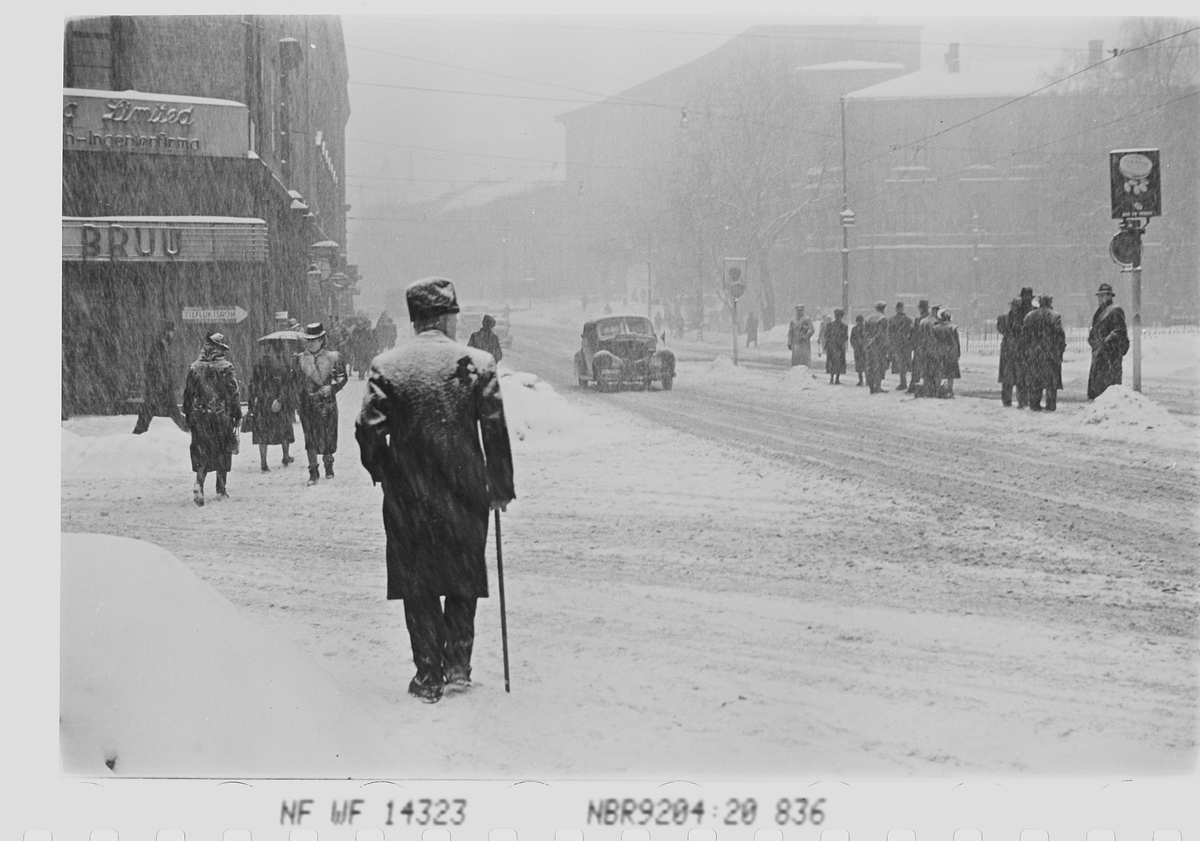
[407,276,461,322]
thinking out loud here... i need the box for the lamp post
[839,95,854,317]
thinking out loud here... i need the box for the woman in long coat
[249,342,297,471]
[181,332,242,505]
[823,309,848,384]
[850,315,866,386]
[930,310,962,397]
[787,306,814,367]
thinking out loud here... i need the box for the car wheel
[661,375,673,391]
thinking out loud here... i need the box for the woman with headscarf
[181,332,242,506]
[467,314,503,363]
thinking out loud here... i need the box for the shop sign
[182,306,249,324]
[63,88,248,158]
[62,217,268,262]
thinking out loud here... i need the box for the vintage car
[574,315,675,391]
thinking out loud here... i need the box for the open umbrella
[257,330,306,344]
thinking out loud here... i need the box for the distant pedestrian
[132,320,188,434]
[296,322,348,486]
[914,303,941,397]
[467,314,503,363]
[375,311,398,351]
[908,299,931,394]
[863,301,890,393]
[356,276,516,705]
[850,315,866,386]
[930,310,961,398]
[787,305,814,367]
[1023,295,1066,411]
[996,298,1024,407]
[745,311,758,347]
[888,302,914,391]
[816,315,828,359]
[1009,287,1037,407]
[249,341,297,471]
[181,332,241,506]
[1087,283,1129,400]
[824,309,848,384]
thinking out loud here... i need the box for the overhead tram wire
[843,25,1200,173]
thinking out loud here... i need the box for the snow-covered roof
[798,60,907,72]
[845,60,1052,99]
[63,88,246,108]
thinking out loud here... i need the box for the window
[66,17,113,89]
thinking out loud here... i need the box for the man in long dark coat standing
[996,297,1024,407]
[888,302,914,392]
[1023,294,1067,411]
[356,277,516,704]
[1088,282,1129,400]
[907,299,930,394]
[823,308,848,384]
[181,332,242,506]
[133,320,188,434]
[297,322,348,485]
[863,301,890,394]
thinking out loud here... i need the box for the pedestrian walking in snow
[181,332,241,506]
[249,342,297,470]
[132,320,188,435]
[787,305,814,367]
[863,301,890,393]
[824,309,848,384]
[296,322,348,486]
[467,314,504,364]
[1087,282,1130,401]
[356,277,516,704]
[907,299,931,394]
[1023,295,1066,411]
[375,310,398,351]
[888,302,914,391]
[745,311,758,348]
[850,315,866,386]
[930,310,962,398]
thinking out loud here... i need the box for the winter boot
[408,674,443,704]
[215,473,229,500]
[324,459,335,480]
[307,466,319,486]
[444,664,472,691]
[193,474,205,507]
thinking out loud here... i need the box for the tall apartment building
[62,15,353,414]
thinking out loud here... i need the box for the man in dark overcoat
[849,315,866,386]
[297,322,348,485]
[181,332,242,506]
[1003,287,1037,407]
[375,310,398,350]
[907,299,930,394]
[133,320,188,434]
[996,298,1024,407]
[863,301,890,394]
[1023,295,1067,411]
[467,314,504,363]
[823,308,848,384]
[888,302,914,391]
[356,277,516,704]
[1087,282,1129,400]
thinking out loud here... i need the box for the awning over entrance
[62,216,268,263]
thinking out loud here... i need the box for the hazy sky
[339,12,1142,218]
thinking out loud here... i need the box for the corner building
[62,15,352,414]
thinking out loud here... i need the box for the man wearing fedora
[297,322,348,485]
[1088,282,1129,400]
[181,332,242,506]
[356,276,516,704]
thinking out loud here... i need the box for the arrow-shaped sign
[182,305,249,324]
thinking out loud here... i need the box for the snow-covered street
[59,308,1198,778]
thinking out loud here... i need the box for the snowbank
[60,533,393,777]
[1078,385,1191,433]
[61,424,189,477]
[782,364,821,389]
[498,369,589,445]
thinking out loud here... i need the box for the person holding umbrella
[297,322,348,486]
[355,277,516,704]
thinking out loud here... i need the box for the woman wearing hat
[1087,283,1129,400]
[297,322,348,485]
[181,332,242,505]
[823,309,848,385]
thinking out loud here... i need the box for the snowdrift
[1078,385,1190,433]
[61,425,189,477]
[498,369,587,444]
[60,533,393,776]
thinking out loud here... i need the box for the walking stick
[494,509,511,692]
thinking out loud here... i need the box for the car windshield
[596,317,653,338]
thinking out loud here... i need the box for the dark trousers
[403,595,477,685]
[1001,382,1028,407]
[1029,388,1057,411]
[133,399,187,434]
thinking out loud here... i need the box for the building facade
[62,15,353,414]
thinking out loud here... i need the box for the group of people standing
[791,301,962,397]
[996,286,1068,411]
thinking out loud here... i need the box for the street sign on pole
[182,305,248,324]
[722,257,747,366]
[1110,148,1161,220]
